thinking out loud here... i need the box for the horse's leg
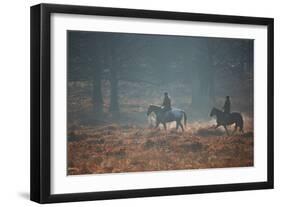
[214,123,220,129]
[240,127,244,134]
[224,125,229,136]
[232,124,237,135]
[179,122,184,132]
[163,122,167,130]
[176,122,179,130]
[155,121,159,129]
[239,122,244,134]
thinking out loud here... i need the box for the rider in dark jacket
[162,92,171,112]
[223,96,231,114]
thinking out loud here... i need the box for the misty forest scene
[67,31,254,175]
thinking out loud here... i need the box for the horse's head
[147,104,160,116]
[147,105,153,116]
[210,107,216,117]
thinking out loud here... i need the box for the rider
[223,96,231,114]
[162,92,172,113]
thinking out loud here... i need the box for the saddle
[161,107,172,118]
[224,112,231,123]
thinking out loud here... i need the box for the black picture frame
[30,3,274,204]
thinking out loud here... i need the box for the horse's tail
[239,114,244,133]
[183,111,187,126]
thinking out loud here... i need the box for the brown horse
[210,107,244,135]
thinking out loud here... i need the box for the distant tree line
[68,31,253,116]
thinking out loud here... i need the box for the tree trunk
[248,40,254,72]
[92,67,103,114]
[108,47,120,115]
[190,39,215,118]
[206,40,215,106]
[109,68,119,114]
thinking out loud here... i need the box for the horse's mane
[149,104,162,108]
[212,107,222,112]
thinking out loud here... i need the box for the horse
[147,104,187,131]
[210,107,244,135]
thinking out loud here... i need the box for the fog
[67,31,253,126]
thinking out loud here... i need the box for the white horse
[147,104,187,131]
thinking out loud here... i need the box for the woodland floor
[67,122,253,175]
[67,80,254,175]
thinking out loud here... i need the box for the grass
[67,123,253,175]
[67,80,254,175]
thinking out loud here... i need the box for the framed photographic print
[30,3,274,203]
